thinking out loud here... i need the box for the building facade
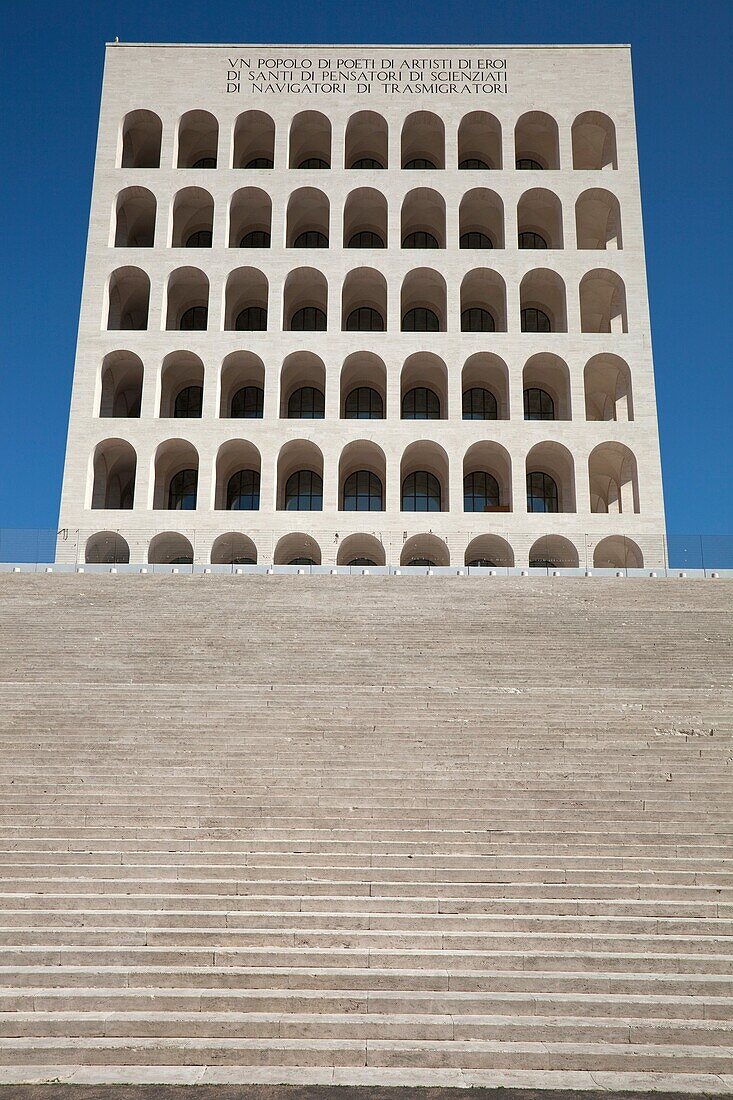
[57,43,666,569]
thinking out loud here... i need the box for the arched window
[459,158,490,170]
[351,157,384,169]
[461,308,495,332]
[291,306,327,331]
[180,305,207,331]
[404,158,436,169]
[521,307,551,333]
[226,469,260,510]
[345,386,383,419]
[527,471,559,513]
[185,230,212,248]
[231,386,264,418]
[348,557,377,566]
[285,470,323,510]
[519,231,548,249]
[516,158,543,170]
[402,231,439,249]
[348,230,385,249]
[293,230,329,248]
[168,469,198,510]
[460,231,493,249]
[462,387,497,420]
[402,387,440,419]
[464,471,500,512]
[468,558,496,568]
[402,307,439,332]
[346,307,384,332]
[236,306,267,330]
[246,157,273,169]
[174,385,203,418]
[343,470,383,511]
[402,471,441,511]
[290,557,316,565]
[240,230,271,247]
[192,156,216,169]
[298,156,329,169]
[524,387,555,420]
[287,386,325,418]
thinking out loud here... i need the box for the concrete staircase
[0,574,731,1095]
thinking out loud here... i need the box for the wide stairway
[0,574,731,1095]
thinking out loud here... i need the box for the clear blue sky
[2,0,731,534]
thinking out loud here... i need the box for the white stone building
[57,43,666,569]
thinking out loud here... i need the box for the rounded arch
[220,351,265,418]
[341,353,387,419]
[148,532,194,566]
[593,536,643,570]
[401,188,446,248]
[159,351,204,418]
[579,269,628,333]
[343,187,388,249]
[85,531,130,565]
[519,269,567,332]
[401,353,448,419]
[465,535,514,569]
[228,187,272,248]
[517,188,563,249]
[463,441,512,512]
[459,189,504,249]
[90,439,137,510]
[588,441,639,514]
[462,353,510,420]
[576,189,622,250]
[120,109,162,168]
[460,269,507,332]
[339,440,386,512]
[280,352,326,418]
[528,535,579,569]
[211,533,259,566]
[225,267,268,330]
[572,112,618,170]
[458,112,502,169]
[515,111,560,170]
[274,532,322,566]
[289,111,331,169]
[106,267,150,331]
[400,533,450,568]
[342,268,387,331]
[345,111,388,169]
[584,353,633,422]
[177,110,218,168]
[401,440,450,512]
[233,110,275,169]
[402,111,445,169]
[153,439,199,511]
[526,441,576,513]
[165,267,209,331]
[522,353,571,420]
[113,187,156,247]
[337,534,386,568]
[401,268,447,332]
[283,267,328,330]
[170,187,214,248]
[277,439,324,511]
[286,187,330,247]
[215,439,262,511]
[99,351,143,418]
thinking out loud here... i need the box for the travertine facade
[57,43,666,568]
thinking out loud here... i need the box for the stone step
[1,987,732,1020]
